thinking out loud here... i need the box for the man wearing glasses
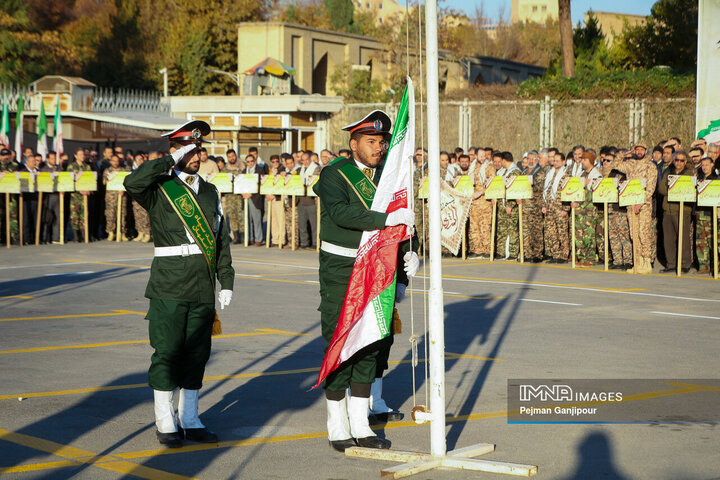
[657,151,694,273]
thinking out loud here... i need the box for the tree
[328,62,388,103]
[557,0,574,77]
[613,0,697,71]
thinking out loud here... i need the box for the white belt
[154,244,202,257]
[320,241,358,258]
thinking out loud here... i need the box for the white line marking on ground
[235,273,261,278]
[520,299,582,306]
[305,280,320,284]
[408,289,461,295]
[43,271,94,277]
[234,260,318,270]
[651,311,720,320]
[438,277,720,303]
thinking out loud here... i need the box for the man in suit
[313,110,418,452]
[123,120,234,448]
[241,153,268,245]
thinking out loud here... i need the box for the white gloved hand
[385,208,414,227]
[218,289,233,310]
[395,283,407,303]
[403,251,419,277]
[171,143,197,164]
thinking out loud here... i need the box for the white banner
[696,0,720,143]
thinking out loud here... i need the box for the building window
[379,2,383,8]
[366,2,370,7]
[379,17,383,23]
[542,5,547,12]
[532,5,537,12]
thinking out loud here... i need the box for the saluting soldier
[123,120,235,448]
[313,111,418,452]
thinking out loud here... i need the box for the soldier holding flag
[313,105,419,453]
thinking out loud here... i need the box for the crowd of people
[425,138,720,275]
[2,136,719,276]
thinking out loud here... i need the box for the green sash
[159,178,217,288]
[338,162,377,209]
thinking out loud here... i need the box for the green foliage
[518,68,695,100]
[329,62,389,103]
[325,0,353,32]
[613,0,697,71]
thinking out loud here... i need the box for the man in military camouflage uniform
[522,149,550,262]
[602,147,657,274]
[0,148,19,245]
[282,153,300,247]
[468,153,495,257]
[412,149,427,252]
[695,158,718,274]
[495,152,520,259]
[66,148,92,242]
[131,153,152,242]
[603,152,633,269]
[103,154,130,241]
[220,148,244,244]
[571,152,602,266]
[543,152,570,263]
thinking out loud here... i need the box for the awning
[244,57,297,77]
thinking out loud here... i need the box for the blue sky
[440,0,656,25]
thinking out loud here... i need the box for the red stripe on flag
[314,223,409,388]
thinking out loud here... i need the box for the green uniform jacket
[124,155,234,304]
[313,157,416,316]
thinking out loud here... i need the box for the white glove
[218,289,233,310]
[395,283,406,303]
[385,208,414,227]
[171,143,197,164]
[403,251,419,277]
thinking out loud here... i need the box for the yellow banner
[284,174,305,196]
[418,177,429,199]
[484,176,505,200]
[0,172,20,194]
[592,177,618,203]
[560,177,585,202]
[208,172,233,193]
[36,172,55,193]
[259,174,279,194]
[453,175,474,197]
[697,179,720,207]
[106,172,130,192]
[18,172,34,193]
[506,175,533,200]
[305,175,319,197]
[56,172,75,192]
[233,173,258,194]
[619,179,646,207]
[75,171,97,191]
[667,175,697,203]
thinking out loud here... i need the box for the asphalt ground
[0,242,719,480]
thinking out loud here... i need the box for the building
[587,11,647,46]
[511,0,558,24]
[354,0,405,25]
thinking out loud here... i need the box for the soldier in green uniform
[123,120,234,448]
[313,111,418,452]
[0,148,19,245]
[572,152,602,266]
[66,148,92,242]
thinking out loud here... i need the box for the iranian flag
[36,96,48,160]
[14,93,23,157]
[314,78,415,389]
[53,95,63,157]
[0,98,9,148]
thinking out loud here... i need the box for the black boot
[74,230,83,243]
[233,230,242,245]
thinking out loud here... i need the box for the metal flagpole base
[346,443,537,478]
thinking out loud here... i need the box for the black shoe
[660,267,674,273]
[608,264,622,270]
[681,267,690,274]
[623,264,633,270]
[329,438,357,452]
[182,427,218,443]
[371,411,404,422]
[156,430,183,448]
[355,435,390,449]
[556,259,568,264]
[532,257,543,263]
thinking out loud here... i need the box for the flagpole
[424,0,446,459]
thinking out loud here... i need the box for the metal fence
[329,97,696,156]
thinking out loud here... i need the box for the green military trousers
[319,251,394,393]
[146,299,214,391]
